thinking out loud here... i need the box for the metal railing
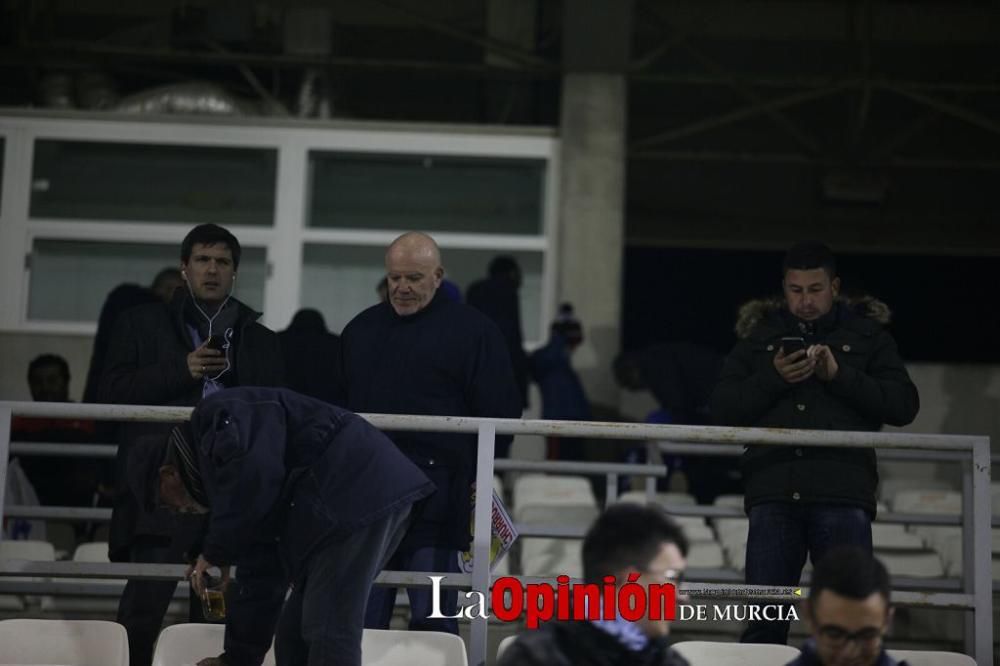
[0,401,994,665]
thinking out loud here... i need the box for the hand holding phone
[780,337,806,356]
[774,336,815,384]
[205,335,226,352]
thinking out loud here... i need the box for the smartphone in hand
[205,335,227,352]
[780,336,807,356]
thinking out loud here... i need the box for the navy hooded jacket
[188,387,434,574]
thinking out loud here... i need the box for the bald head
[385,232,444,316]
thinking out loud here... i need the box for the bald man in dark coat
[337,232,522,635]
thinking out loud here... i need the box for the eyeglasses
[817,625,885,649]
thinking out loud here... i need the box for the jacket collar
[735,295,891,342]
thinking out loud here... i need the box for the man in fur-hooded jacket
[710,241,919,646]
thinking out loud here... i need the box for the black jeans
[741,502,873,645]
[116,536,208,666]
[274,505,412,666]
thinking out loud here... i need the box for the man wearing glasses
[499,503,691,666]
[789,546,909,666]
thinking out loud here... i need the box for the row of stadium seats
[0,618,977,666]
[502,474,1000,582]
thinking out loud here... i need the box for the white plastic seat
[41,541,125,614]
[886,649,976,665]
[672,640,800,665]
[681,524,716,542]
[496,634,517,660]
[891,489,962,515]
[616,490,698,506]
[875,551,945,578]
[713,518,749,547]
[724,543,746,571]
[362,628,468,666]
[686,542,725,569]
[513,475,598,527]
[0,618,128,666]
[879,478,953,503]
[153,623,276,666]
[871,523,925,550]
[519,538,583,578]
[0,539,56,608]
[712,494,744,509]
[513,474,595,507]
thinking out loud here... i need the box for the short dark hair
[152,267,182,290]
[488,255,520,279]
[783,241,837,279]
[582,503,689,584]
[28,354,69,381]
[181,224,241,269]
[810,546,891,605]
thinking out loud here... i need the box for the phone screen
[781,337,806,355]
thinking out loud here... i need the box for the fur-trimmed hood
[734,295,891,339]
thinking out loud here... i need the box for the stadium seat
[713,494,744,509]
[713,518,749,547]
[672,640,800,665]
[890,489,961,515]
[0,618,128,666]
[362,628,468,666]
[871,523,925,550]
[875,551,945,578]
[879,478,953,503]
[886,649,976,665]
[152,623,276,666]
[513,475,598,527]
[680,524,716,542]
[519,538,583,578]
[0,539,56,609]
[723,542,746,570]
[687,542,725,569]
[614,492,708,530]
[496,634,517,660]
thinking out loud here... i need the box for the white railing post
[0,406,10,542]
[469,422,496,666]
[970,436,993,665]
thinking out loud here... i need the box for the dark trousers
[363,545,460,634]
[274,506,412,666]
[741,502,872,645]
[116,536,208,666]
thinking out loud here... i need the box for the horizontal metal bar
[7,505,980,529]
[5,506,112,521]
[1,563,992,604]
[10,443,117,458]
[658,441,971,463]
[0,401,981,450]
[494,459,666,476]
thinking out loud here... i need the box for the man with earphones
[99,223,284,666]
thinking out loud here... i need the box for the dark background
[622,246,1000,362]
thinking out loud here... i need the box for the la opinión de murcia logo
[427,575,801,628]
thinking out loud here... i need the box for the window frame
[0,111,559,344]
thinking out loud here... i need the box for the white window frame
[0,111,560,343]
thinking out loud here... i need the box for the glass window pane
[30,140,277,225]
[307,152,545,234]
[301,244,544,341]
[28,240,266,322]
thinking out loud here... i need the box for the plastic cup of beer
[200,573,227,621]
